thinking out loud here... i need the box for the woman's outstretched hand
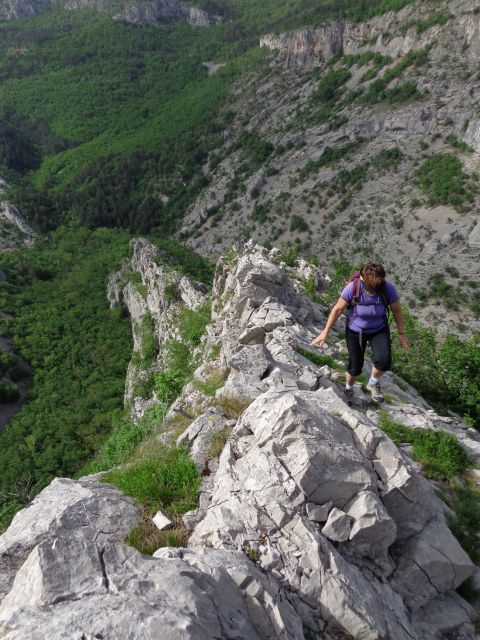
[310,330,328,347]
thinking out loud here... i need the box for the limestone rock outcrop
[0,241,478,639]
[107,237,208,422]
[0,475,141,602]
[260,0,478,68]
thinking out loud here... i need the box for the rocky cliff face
[107,237,208,423]
[113,0,220,27]
[0,202,35,251]
[0,241,478,639]
[179,0,480,336]
[259,0,478,67]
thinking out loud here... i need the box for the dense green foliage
[308,67,351,123]
[414,154,477,210]
[0,9,271,234]
[378,412,470,481]
[392,309,480,429]
[0,226,133,530]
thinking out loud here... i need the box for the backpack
[344,272,391,322]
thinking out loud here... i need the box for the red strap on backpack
[344,272,361,309]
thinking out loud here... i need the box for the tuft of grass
[207,427,233,458]
[445,135,474,154]
[212,395,251,420]
[378,412,470,481]
[208,343,221,361]
[297,347,340,369]
[195,371,226,396]
[124,508,189,555]
[357,373,369,393]
[383,392,396,404]
[103,446,200,516]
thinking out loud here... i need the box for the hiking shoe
[367,381,384,403]
[344,387,354,403]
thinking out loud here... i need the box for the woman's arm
[310,297,348,347]
[390,300,409,349]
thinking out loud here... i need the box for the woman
[310,262,409,403]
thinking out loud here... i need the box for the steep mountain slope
[0,240,478,639]
[178,0,480,334]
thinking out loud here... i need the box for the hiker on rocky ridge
[310,262,409,403]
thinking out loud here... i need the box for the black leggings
[346,326,392,377]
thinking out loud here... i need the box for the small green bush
[372,147,403,170]
[178,302,211,346]
[446,135,474,154]
[251,203,270,224]
[378,412,470,480]
[140,313,158,363]
[290,215,310,232]
[235,130,273,165]
[297,140,363,182]
[399,12,452,35]
[126,518,188,556]
[155,369,185,405]
[414,154,477,210]
[212,395,251,419]
[164,282,180,302]
[207,427,232,458]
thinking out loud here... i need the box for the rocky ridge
[0,0,219,25]
[107,237,208,423]
[178,0,480,335]
[113,0,220,27]
[0,240,479,639]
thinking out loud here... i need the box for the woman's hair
[360,262,386,289]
